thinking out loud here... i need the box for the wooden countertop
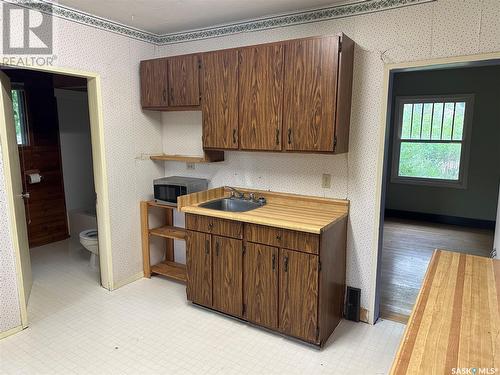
[390,249,500,374]
[178,187,348,234]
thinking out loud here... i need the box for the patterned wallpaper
[159,0,500,320]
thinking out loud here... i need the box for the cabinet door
[283,36,339,152]
[140,58,168,108]
[244,243,278,329]
[168,55,200,107]
[212,235,243,316]
[201,50,239,149]
[279,249,319,343]
[238,44,284,151]
[186,231,212,307]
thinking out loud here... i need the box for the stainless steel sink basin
[199,198,263,212]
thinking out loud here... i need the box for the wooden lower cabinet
[185,214,347,347]
[279,249,319,343]
[212,235,243,316]
[244,243,278,329]
[186,231,212,306]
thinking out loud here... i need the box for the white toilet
[79,229,99,268]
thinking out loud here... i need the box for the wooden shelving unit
[141,200,187,283]
[150,150,224,163]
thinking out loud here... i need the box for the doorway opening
[376,62,500,323]
[0,65,112,329]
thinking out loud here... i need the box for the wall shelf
[150,225,186,240]
[150,150,224,163]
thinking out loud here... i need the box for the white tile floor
[0,239,405,375]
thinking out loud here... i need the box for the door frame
[0,62,114,328]
[371,51,500,324]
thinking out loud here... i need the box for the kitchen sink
[199,198,264,212]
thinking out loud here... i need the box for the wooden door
[0,71,32,310]
[244,242,278,329]
[201,50,239,149]
[167,55,200,107]
[283,36,339,152]
[279,249,319,343]
[212,235,243,316]
[186,230,212,307]
[140,58,168,108]
[238,44,284,151]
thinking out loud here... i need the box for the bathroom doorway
[0,64,112,329]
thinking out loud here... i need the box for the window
[392,95,473,188]
[12,88,29,145]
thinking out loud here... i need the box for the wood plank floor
[380,218,494,322]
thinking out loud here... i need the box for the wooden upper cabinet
[279,249,319,343]
[201,50,239,149]
[283,36,339,152]
[186,230,212,307]
[244,243,278,329]
[238,44,284,151]
[167,54,200,107]
[212,235,243,317]
[140,58,168,108]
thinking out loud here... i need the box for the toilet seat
[80,229,98,240]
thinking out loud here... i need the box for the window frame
[11,84,30,147]
[391,94,474,189]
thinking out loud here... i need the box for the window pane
[11,89,27,145]
[453,102,465,140]
[401,103,412,139]
[431,103,443,140]
[411,103,423,139]
[421,103,433,139]
[398,142,462,180]
[441,102,455,140]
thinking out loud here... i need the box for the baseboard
[112,271,144,290]
[0,325,23,340]
[385,209,495,229]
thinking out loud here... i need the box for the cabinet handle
[232,129,237,144]
[169,87,174,102]
[216,241,220,256]
[272,254,276,270]
[208,222,213,231]
[275,128,280,145]
[205,239,210,255]
[287,128,292,145]
[162,88,167,103]
[284,256,288,273]
[276,234,281,241]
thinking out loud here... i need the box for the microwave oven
[153,176,208,206]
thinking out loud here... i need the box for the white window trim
[391,94,474,189]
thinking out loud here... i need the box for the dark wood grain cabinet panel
[244,242,278,329]
[279,248,319,343]
[238,44,284,151]
[212,235,243,317]
[183,213,346,347]
[201,50,239,149]
[167,54,200,107]
[283,36,338,152]
[186,230,212,307]
[185,213,242,239]
[140,58,168,108]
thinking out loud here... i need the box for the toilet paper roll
[28,173,42,184]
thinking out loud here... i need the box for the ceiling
[55,0,356,35]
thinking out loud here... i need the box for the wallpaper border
[4,0,435,45]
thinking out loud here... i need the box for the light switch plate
[322,173,331,189]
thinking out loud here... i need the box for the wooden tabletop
[177,187,349,234]
[390,249,500,374]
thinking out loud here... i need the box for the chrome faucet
[227,186,245,199]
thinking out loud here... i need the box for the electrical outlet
[186,163,195,170]
[321,173,331,189]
